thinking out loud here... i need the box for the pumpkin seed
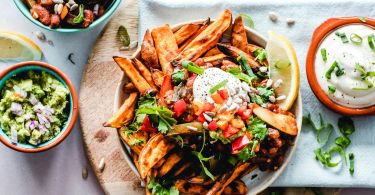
[70,3,78,12]
[98,158,105,172]
[35,31,46,41]
[117,25,130,47]
[82,167,88,179]
[269,11,278,22]
[286,18,295,26]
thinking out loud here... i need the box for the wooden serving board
[79,0,341,194]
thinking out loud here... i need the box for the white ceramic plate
[114,20,302,195]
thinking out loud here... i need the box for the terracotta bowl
[114,20,302,195]
[0,61,78,152]
[306,17,375,115]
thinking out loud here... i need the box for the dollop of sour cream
[193,68,242,102]
[315,24,375,108]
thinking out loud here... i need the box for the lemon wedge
[266,31,300,110]
[0,31,42,61]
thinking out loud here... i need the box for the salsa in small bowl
[306,17,375,115]
[0,61,78,152]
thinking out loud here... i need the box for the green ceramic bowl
[13,0,122,33]
[0,61,78,152]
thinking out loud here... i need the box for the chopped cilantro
[147,177,179,195]
[172,69,185,85]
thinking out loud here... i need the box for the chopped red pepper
[237,105,247,116]
[208,120,218,131]
[231,135,251,154]
[217,89,229,100]
[140,116,157,133]
[211,93,225,104]
[203,103,214,112]
[159,75,172,98]
[197,113,206,123]
[174,99,187,117]
[223,125,240,138]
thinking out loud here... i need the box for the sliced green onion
[328,85,336,94]
[210,79,228,94]
[367,72,375,76]
[335,66,345,77]
[325,61,338,79]
[326,146,347,166]
[350,33,363,45]
[335,32,349,43]
[335,136,351,148]
[338,116,355,136]
[368,34,375,52]
[358,17,366,23]
[355,63,367,78]
[73,4,84,24]
[349,153,355,175]
[239,13,254,29]
[237,53,257,78]
[320,48,327,62]
[182,61,204,75]
[365,78,374,88]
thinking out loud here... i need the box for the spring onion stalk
[182,61,204,75]
[210,79,228,94]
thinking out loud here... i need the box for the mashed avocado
[0,71,70,145]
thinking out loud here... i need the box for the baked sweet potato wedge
[202,53,227,66]
[204,47,223,57]
[246,43,262,54]
[172,9,232,66]
[223,180,248,195]
[151,68,164,88]
[141,29,160,69]
[232,16,248,51]
[151,25,178,75]
[178,17,211,52]
[118,126,148,155]
[138,134,175,179]
[158,152,183,177]
[253,104,298,135]
[113,56,154,95]
[174,23,201,45]
[175,180,210,194]
[132,58,158,89]
[103,92,138,128]
[217,43,260,69]
[174,162,192,176]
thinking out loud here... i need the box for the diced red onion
[33,103,44,113]
[44,106,54,116]
[38,124,47,134]
[37,113,47,125]
[29,120,37,130]
[24,113,31,120]
[10,102,23,116]
[29,94,38,105]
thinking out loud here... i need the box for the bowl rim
[13,0,122,33]
[306,17,375,116]
[0,61,78,152]
[113,19,302,194]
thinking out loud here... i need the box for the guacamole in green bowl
[0,67,72,148]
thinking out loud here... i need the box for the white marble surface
[0,0,374,194]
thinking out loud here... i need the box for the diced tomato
[208,120,218,131]
[159,75,172,98]
[211,93,225,104]
[231,135,251,154]
[241,106,254,121]
[197,113,206,123]
[203,103,214,112]
[216,120,228,130]
[217,89,229,100]
[237,105,247,116]
[174,99,187,117]
[223,125,240,138]
[140,116,157,133]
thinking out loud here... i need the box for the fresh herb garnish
[250,86,274,106]
[73,4,84,24]
[303,113,333,145]
[320,48,327,62]
[192,129,215,180]
[129,139,144,146]
[210,79,228,94]
[171,135,184,148]
[253,48,267,64]
[328,85,336,94]
[182,61,204,75]
[147,177,179,195]
[368,34,375,52]
[237,140,258,161]
[226,67,254,86]
[352,63,373,90]
[117,25,130,47]
[350,33,363,45]
[325,61,338,79]
[349,153,355,175]
[335,31,349,43]
[239,13,254,29]
[172,69,185,85]
[237,53,257,78]
[335,65,345,77]
[337,116,355,136]
[335,136,351,148]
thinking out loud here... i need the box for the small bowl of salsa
[0,61,78,152]
[306,17,375,115]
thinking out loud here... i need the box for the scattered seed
[259,66,268,72]
[35,31,46,41]
[32,12,39,19]
[286,18,295,26]
[218,104,228,113]
[276,95,286,101]
[68,53,76,64]
[274,79,283,88]
[68,0,76,6]
[70,3,78,11]
[57,3,63,15]
[269,11,278,22]
[82,167,88,179]
[269,95,276,103]
[53,0,63,4]
[47,40,54,46]
[119,46,130,51]
[98,158,105,172]
[66,3,70,8]
[129,41,138,49]
[54,4,59,14]
[93,4,99,16]
[266,79,273,88]
[187,126,198,131]
[203,122,209,129]
[203,113,213,122]
[227,103,239,112]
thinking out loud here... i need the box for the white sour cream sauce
[315,24,375,108]
[193,68,243,102]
